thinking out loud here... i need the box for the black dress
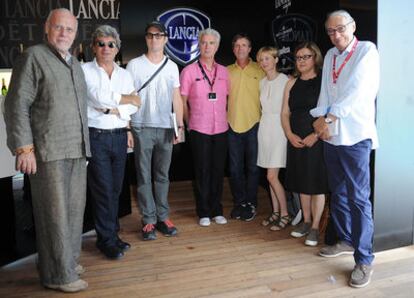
[285,75,329,194]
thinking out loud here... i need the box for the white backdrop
[0,70,17,178]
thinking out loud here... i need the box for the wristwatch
[104,108,111,114]
[324,117,333,124]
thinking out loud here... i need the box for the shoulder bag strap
[137,56,169,92]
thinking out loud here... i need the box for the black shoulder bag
[137,56,169,92]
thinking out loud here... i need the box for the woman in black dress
[281,42,329,246]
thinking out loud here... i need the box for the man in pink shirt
[180,28,230,227]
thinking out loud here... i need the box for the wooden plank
[1,179,414,297]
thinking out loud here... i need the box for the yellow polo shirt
[227,60,264,133]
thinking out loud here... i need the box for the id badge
[208,92,217,101]
[331,84,337,99]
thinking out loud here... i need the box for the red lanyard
[332,38,358,84]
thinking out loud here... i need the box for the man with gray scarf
[4,8,90,293]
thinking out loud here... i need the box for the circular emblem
[158,8,211,66]
[272,14,317,73]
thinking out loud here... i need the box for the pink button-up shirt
[180,61,229,135]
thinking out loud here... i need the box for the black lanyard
[197,60,217,91]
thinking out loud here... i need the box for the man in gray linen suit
[4,8,90,293]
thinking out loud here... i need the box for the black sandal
[261,212,280,227]
[270,214,292,231]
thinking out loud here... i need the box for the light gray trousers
[30,158,86,285]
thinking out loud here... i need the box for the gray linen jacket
[4,43,91,162]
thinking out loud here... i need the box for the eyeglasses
[96,41,117,49]
[145,32,166,40]
[295,54,314,62]
[50,24,75,34]
[326,21,354,36]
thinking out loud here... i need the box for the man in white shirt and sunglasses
[82,25,141,260]
[127,21,183,241]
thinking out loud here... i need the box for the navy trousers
[228,124,260,207]
[324,139,374,265]
[88,128,127,247]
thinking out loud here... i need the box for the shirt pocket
[192,78,208,99]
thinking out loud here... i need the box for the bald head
[45,8,78,57]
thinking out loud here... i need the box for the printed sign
[274,0,292,13]
[157,7,211,66]
[272,13,317,73]
[0,0,120,68]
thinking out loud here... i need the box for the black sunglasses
[145,32,166,40]
[96,41,117,49]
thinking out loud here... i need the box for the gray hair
[91,25,121,49]
[46,8,78,29]
[198,28,221,46]
[326,10,355,27]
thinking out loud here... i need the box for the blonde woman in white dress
[256,47,290,230]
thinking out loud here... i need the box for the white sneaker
[199,217,211,227]
[213,216,228,225]
[75,264,85,275]
[44,279,88,293]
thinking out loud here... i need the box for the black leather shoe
[98,244,124,260]
[116,238,131,252]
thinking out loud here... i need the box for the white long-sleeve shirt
[82,59,137,129]
[310,37,380,149]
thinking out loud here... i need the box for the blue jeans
[88,128,127,247]
[324,139,374,265]
[228,123,260,207]
[132,127,173,224]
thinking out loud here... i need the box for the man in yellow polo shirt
[227,33,264,221]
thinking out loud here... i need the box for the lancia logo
[157,8,211,66]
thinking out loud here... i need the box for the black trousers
[190,130,228,218]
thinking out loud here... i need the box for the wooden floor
[1,180,414,298]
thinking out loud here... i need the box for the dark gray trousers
[30,158,86,285]
[132,127,173,224]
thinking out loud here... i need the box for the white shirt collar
[334,36,357,56]
[92,58,119,74]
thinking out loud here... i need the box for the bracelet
[126,128,132,132]
[178,125,184,129]
[15,146,34,155]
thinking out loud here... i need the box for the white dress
[257,73,289,168]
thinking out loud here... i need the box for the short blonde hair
[256,46,279,62]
